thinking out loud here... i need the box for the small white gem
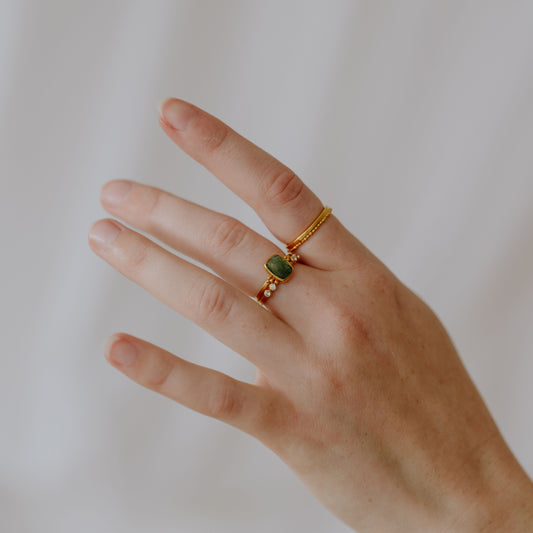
[290,254,299,262]
[264,290,271,297]
[269,283,277,291]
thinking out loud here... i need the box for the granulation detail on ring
[255,206,332,306]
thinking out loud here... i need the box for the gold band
[286,206,332,253]
[255,206,332,306]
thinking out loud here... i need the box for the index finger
[158,98,359,270]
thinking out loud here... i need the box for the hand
[88,98,533,532]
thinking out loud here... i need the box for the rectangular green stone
[265,255,293,281]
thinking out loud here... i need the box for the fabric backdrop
[1,1,532,532]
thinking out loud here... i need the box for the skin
[88,98,533,532]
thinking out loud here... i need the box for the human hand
[88,99,533,532]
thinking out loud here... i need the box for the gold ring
[286,206,332,253]
[255,206,332,305]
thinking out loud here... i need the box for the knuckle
[193,279,233,324]
[204,384,242,420]
[316,268,400,346]
[144,188,165,225]
[124,184,162,216]
[201,119,229,153]
[315,291,373,347]
[262,165,304,208]
[207,217,248,259]
[144,358,173,390]
[125,241,150,272]
[334,307,372,345]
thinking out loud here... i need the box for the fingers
[157,98,359,269]
[89,219,299,371]
[103,333,278,438]
[100,179,281,298]
[99,180,317,320]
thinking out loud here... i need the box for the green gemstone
[265,255,293,281]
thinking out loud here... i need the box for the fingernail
[158,98,196,131]
[104,336,138,367]
[89,220,121,249]
[101,180,132,207]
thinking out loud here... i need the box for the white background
[1,1,532,532]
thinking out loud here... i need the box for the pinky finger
[103,333,277,439]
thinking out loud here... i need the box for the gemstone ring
[255,253,300,305]
[255,206,331,306]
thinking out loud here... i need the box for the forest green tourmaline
[265,255,293,281]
